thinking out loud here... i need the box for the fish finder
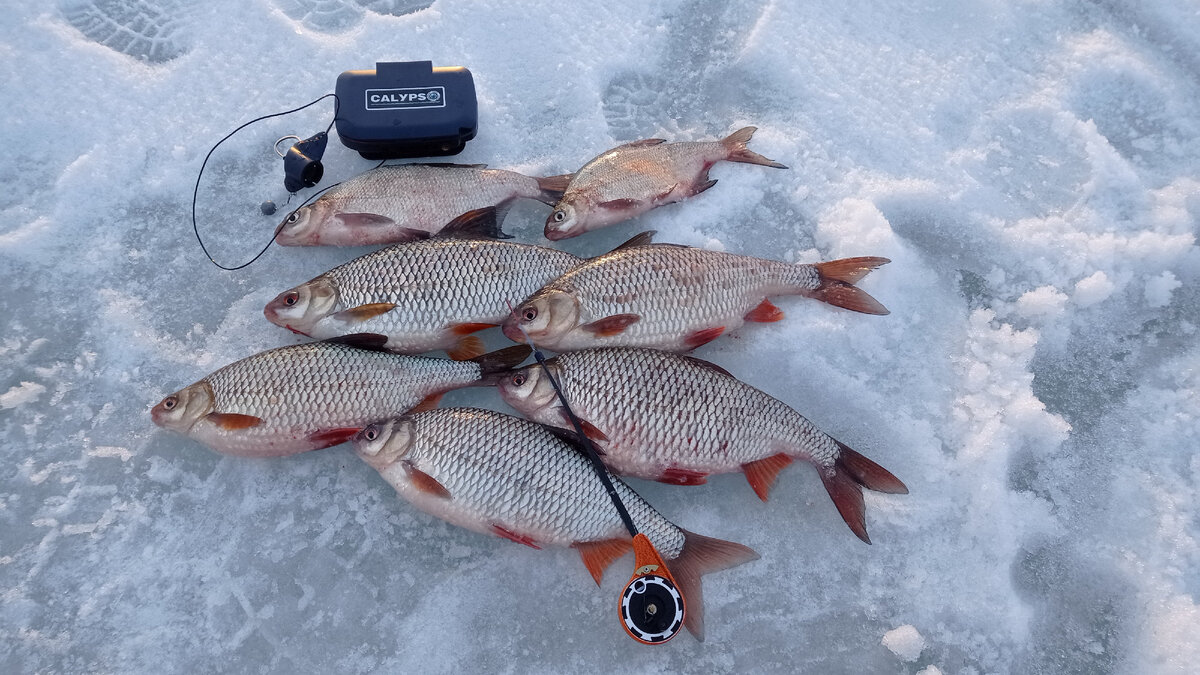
[334,60,478,160]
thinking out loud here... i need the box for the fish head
[502,290,580,346]
[274,199,330,246]
[352,418,414,470]
[264,278,339,336]
[497,362,560,417]
[544,200,583,241]
[150,381,214,434]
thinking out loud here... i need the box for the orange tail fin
[668,529,759,641]
[720,126,788,169]
[809,257,891,315]
[818,441,908,545]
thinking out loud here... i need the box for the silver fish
[498,348,908,544]
[150,336,530,457]
[275,163,572,246]
[545,126,786,240]
[502,242,889,352]
[353,407,759,640]
[265,208,584,360]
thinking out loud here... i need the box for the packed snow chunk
[0,381,46,409]
[882,624,926,662]
[916,667,944,675]
[1015,285,1069,319]
[1143,271,1181,308]
[1074,271,1116,307]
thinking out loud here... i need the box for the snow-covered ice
[2,0,1199,672]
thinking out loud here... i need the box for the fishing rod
[507,315,686,645]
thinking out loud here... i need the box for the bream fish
[265,208,585,360]
[150,335,530,457]
[275,163,571,246]
[544,126,786,240]
[502,240,890,352]
[353,407,759,640]
[498,347,908,544]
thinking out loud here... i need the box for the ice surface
[2,0,1198,672]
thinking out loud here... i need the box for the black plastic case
[335,61,478,159]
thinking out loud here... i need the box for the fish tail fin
[807,257,891,315]
[817,441,908,545]
[534,173,574,204]
[669,529,760,641]
[720,126,788,169]
[470,345,532,384]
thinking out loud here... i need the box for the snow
[882,624,926,663]
[2,0,1199,673]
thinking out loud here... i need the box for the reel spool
[619,533,686,645]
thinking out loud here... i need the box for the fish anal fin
[306,427,361,449]
[744,298,784,323]
[740,453,794,501]
[684,326,725,350]
[597,198,640,211]
[206,413,263,430]
[573,538,633,586]
[404,460,451,499]
[556,408,608,442]
[407,392,443,414]
[446,335,485,361]
[492,524,541,549]
[580,314,640,337]
[332,302,396,323]
[338,212,397,228]
[657,467,709,486]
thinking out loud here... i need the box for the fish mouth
[543,226,575,241]
[500,320,526,344]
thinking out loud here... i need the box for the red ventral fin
[580,313,640,337]
[657,467,709,486]
[596,198,641,210]
[450,322,498,335]
[446,335,485,361]
[306,427,361,449]
[557,408,608,442]
[338,212,397,228]
[744,298,784,323]
[684,326,725,350]
[492,524,541,549]
[332,302,396,323]
[407,392,443,414]
[404,460,451,499]
[206,413,262,430]
[572,538,633,586]
[741,453,794,502]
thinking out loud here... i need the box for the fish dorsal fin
[615,138,666,150]
[405,162,489,169]
[323,333,391,351]
[439,207,508,240]
[606,231,656,254]
[677,355,733,378]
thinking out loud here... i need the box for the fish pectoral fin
[657,467,709,486]
[651,184,680,203]
[541,424,601,455]
[332,303,397,324]
[206,413,263,430]
[683,326,725,350]
[741,453,795,502]
[492,524,541,549]
[596,198,641,211]
[306,427,362,449]
[580,313,640,337]
[403,460,452,499]
[744,298,784,323]
[338,212,397,228]
[407,392,444,413]
[572,538,633,586]
[557,408,609,442]
[445,335,485,361]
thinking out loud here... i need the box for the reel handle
[619,533,686,645]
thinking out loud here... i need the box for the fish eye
[512,373,527,387]
[553,210,565,223]
[284,292,299,306]
[522,307,538,322]
[363,425,379,442]
[163,396,178,410]
[286,211,300,224]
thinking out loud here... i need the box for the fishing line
[190,93,339,270]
